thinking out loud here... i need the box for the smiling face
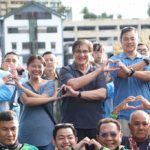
[73,44,91,67]
[120,30,138,54]
[27,59,44,79]
[128,111,150,142]
[52,128,77,150]
[0,120,18,146]
[97,122,122,150]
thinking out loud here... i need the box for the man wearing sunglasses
[109,27,150,136]
[96,118,130,150]
[137,42,149,57]
[52,122,128,150]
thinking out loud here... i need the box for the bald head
[128,110,150,142]
[129,110,150,124]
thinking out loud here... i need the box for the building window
[23,55,30,64]
[22,42,30,49]
[38,42,45,49]
[8,28,18,33]
[14,12,51,20]
[37,12,51,19]
[12,43,17,49]
[51,2,56,7]
[51,42,56,50]
[47,27,57,33]
[64,27,74,31]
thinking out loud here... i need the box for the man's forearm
[79,88,106,100]
[117,60,147,78]
[132,71,150,81]
[67,68,103,90]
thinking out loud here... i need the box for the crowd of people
[0,26,150,150]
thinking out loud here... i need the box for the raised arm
[60,59,119,90]
[61,84,106,100]
[111,96,136,116]
[19,88,61,106]
[111,60,150,81]
[14,76,53,98]
[117,59,148,78]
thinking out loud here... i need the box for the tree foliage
[117,14,122,19]
[57,5,70,14]
[81,7,114,19]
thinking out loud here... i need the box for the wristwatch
[78,91,81,98]
[128,68,135,77]
[143,58,150,66]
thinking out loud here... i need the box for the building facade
[63,19,150,65]
[0,0,62,16]
[0,1,64,69]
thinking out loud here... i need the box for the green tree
[81,7,97,19]
[108,14,114,18]
[101,12,107,18]
[81,7,89,14]
[57,5,70,14]
[147,2,150,17]
[117,14,122,19]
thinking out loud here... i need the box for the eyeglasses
[100,132,118,139]
[137,49,148,53]
[120,27,137,39]
[75,50,89,55]
[55,123,74,128]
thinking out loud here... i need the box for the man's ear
[128,122,131,131]
[52,139,56,147]
[56,61,58,66]
[75,137,78,144]
[96,134,100,142]
[120,133,123,139]
[120,39,122,45]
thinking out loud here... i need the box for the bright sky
[62,0,150,21]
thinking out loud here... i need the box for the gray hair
[129,110,150,124]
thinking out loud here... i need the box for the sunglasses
[122,26,136,31]
[55,123,74,128]
[137,49,148,53]
[100,132,118,139]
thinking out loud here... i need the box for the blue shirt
[0,70,28,112]
[109,52,150,119]
[17,80,55,147]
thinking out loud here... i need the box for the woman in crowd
[15,55,60,150]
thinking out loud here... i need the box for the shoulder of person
[60,65,72,71]
[44,80,54,85]
[21,143,38,150]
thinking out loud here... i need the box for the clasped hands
[73,137,102,150]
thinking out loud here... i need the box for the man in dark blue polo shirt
[59,39,118,150]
